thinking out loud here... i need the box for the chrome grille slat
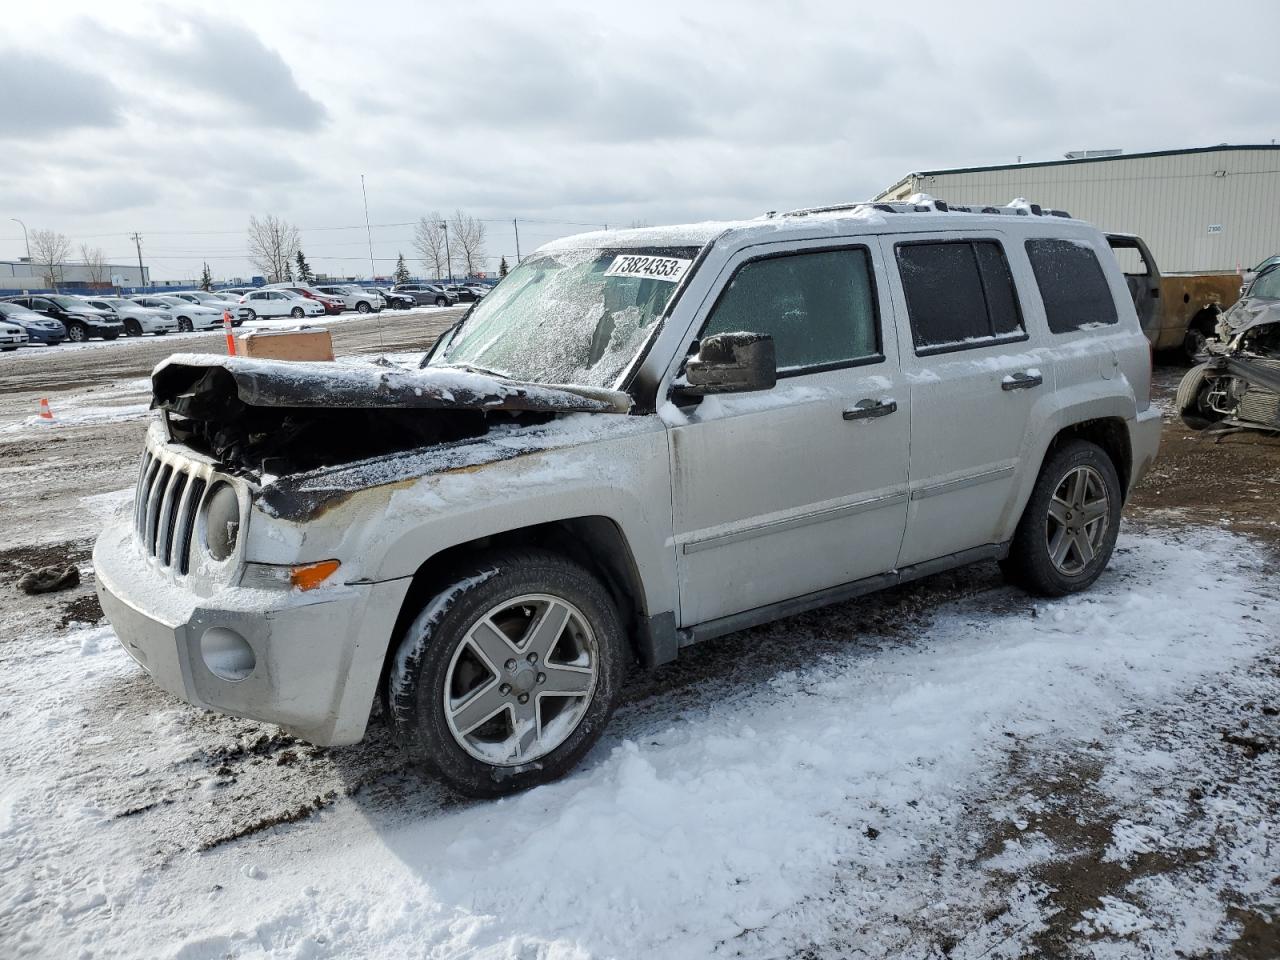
[144,464,172,556]
[175,477,207,576]
[158,469,186,566]
[135,454,161,540]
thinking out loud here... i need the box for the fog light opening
[200,627,256,682]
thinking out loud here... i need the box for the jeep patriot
[95,198,1161,796]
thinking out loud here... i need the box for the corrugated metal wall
[877,148,1280,275]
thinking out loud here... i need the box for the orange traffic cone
[38,398,53,420]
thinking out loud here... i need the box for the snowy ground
[2,522,1277,959]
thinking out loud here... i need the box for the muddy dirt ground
[1,341,1276,957]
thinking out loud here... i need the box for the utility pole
[512,217,521,263]
[441,220,452,284]
[360,174,376,280]
[130,232,146,290]
[9,218,29,260]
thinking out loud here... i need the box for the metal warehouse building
[876,145,1280,276]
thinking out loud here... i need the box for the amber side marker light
[290,559,341,591]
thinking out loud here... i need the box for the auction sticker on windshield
[604,255,692,283]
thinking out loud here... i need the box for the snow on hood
[151,353,632,415]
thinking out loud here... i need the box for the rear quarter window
[1025,238,1118,334]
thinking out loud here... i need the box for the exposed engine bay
[150,354,631,478]
[1177,307,1280,434]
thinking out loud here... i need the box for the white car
[237,289,326,321]
[314,284,383,314]
[131,296,225,332]
[0,319,28,351]
[170,291,241,316]
[84,298,179,337]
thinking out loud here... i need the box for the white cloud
[0,0,1277,281]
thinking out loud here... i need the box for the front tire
[389,549,627,798]
[177,316,193,332]
[356,301,371,314]
[1002,439,1122,597]
[1176,363,1228,430]
[124,319,142,337]
[102,332,119,341]
[291,306,305,319]
[435,296,448,307]
[66,323,88,343]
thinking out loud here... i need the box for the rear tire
[243,309,256,322]
[1001,439,1122,598]
[1176,363,1228,430]
[389,548,627,798]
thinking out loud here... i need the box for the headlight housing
[202,482,241,561]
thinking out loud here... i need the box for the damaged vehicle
[1177,264,1280,434]
[95,200,1160,797]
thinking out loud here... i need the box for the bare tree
[413,213,449,281]
[79,244,108,287]
[30,229,71,291]
[450,209,487,279]
[247,214,301,283]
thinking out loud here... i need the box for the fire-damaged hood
[150,354,632,478]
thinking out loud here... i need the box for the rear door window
[895,240,1025,354]
[1025,239,1118,334]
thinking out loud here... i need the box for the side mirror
[678,331,777,396]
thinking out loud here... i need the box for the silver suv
[95,200,1160,797]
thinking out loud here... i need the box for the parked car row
[0,290,245,344]
[388,281,490,306]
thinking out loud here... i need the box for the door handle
[1001,370,1044,391]
[843,398,897,421]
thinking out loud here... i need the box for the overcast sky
[3,0,1277,282]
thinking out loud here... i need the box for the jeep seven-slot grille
[134,451,207,574]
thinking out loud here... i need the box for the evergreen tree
[498,256,509,278]
[295,250,314,284]
[393,252,411,286]
[199,263,213,291]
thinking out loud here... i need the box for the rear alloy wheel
[177,316,193,332]
[1002,439,1122,597]
[291,306,305,319]
[390,549,626,798]
[242,309,256,322]
[66,323,88,343]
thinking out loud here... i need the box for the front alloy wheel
[291,306,305,319]
[178,316,193,332]
[444,594,598,766]
[390,549,626,797]
[66,323,87,343]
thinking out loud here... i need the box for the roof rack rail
[779,196,1072,220]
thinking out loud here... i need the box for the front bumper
[28,328,65,344]
[93,518,412,745]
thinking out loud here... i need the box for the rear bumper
[93,518,412,745]
[1129,406,1162,492]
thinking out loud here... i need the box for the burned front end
[1177,305,1280,435]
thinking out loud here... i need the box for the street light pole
[9,218,29,259]
[441,221,452,284]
